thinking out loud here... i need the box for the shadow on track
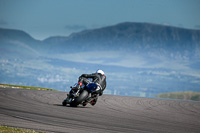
[53,104,92,108]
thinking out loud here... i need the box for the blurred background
[0,0,200,98]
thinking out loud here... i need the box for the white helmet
[96,69,105,75]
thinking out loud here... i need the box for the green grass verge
[0,84,58,91]
[0,126,45,133]
[156,91,200,101]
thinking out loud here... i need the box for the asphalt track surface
[0,87,200,133]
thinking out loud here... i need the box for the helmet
[96,69,105,75]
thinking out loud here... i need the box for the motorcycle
[62,82,100,107]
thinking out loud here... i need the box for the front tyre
[70,90,89,107]
[62,100,67,106]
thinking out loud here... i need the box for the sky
[0,0,200,40]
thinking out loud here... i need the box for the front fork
[66,89,81,104]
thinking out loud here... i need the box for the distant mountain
[0,28,40,43]
[44,22,200,58]
[0,28,45,58]
[1,22,200,58]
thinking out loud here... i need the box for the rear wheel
[82,102,87,106]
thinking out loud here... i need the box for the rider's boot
[90,94,99,106]
[90,97,98,106]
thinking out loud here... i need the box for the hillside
[0,28,36,42]
[1,22,200,58]
[0,28,43,59]
[44,22,200,59]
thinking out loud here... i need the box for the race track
[0,87,200,133]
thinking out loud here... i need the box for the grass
[156,91,200,101]
[0,126,45,133]
[0,84,58,91]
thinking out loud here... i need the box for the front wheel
[62,100,67,106]
[70,90,89,107]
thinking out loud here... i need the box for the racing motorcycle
[62,82,99,107]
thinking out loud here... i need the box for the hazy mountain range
[0,22,200,97]
[44,22,200,57]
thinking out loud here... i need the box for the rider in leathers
[77,69,106,105]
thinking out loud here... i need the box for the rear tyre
[82,102,87,106]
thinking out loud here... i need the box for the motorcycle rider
[74,69,106,106]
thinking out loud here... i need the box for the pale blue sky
[0,0,200,40]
